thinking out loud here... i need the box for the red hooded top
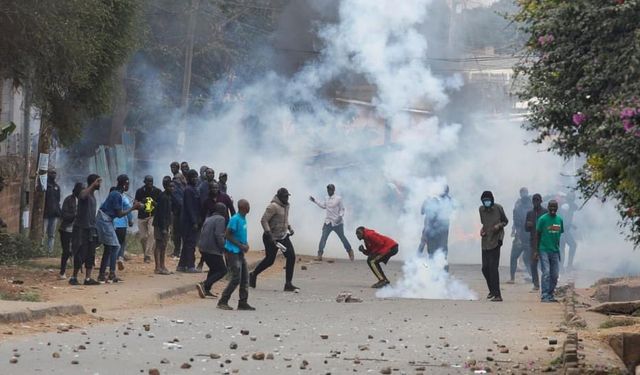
[363,228,397,256]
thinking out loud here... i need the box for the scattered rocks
[210,353,221,359]
[499,348,509,354]
[336,291,362,303]
[301,265,308,270]
[148,369,160,375]
[320,334,329,339]
[250,336,257,341]
[9,358,18,364]
[71,360,79,365]
[240,330,249,335]
[252,352,265,360]
[205,334,212,339]
[266,353,274,360]
[548,338,558,345]
[91,308,97,313]
[160,358,170,364]
[358,344,369,351]
[380,367,392,374]
[229,342,238,350]
[300,359,309,370]
[180,363,191,369]
[143,324,151,332]
[547,347,555,352]
[52,352,60,358]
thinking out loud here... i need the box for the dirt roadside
[0,251,290,337]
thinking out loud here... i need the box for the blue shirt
[113,194,133,228]
[100,190,124,219]
[224,213,247,254]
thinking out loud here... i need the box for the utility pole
[177,0,200,153]
[29,118,51,242]
[20,82,32,234]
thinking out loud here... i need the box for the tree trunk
[109,64,129,146]
[28,118,52,242]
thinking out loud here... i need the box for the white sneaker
[57,274,67,280]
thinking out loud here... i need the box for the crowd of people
[39,161,575,308]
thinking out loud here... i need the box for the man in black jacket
[43,170,62,255]
[58,182,83,279]
[177,170,200,273]
[135,175,162,263]
[153,177,176,275]
[525,194,548,291]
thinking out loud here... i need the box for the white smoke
[377,251,477,300]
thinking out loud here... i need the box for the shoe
[185,267,199,273]
[144,256,151,263]
[371,280,390,289]
[490,296,503,302]
[117,259,125,271]
[196,283,206,299]
[68,277,80,286]
[347,250,354,261]
[205,291,217,298]
[97,274,106,283]
[505,280,515,284]
[108,273,122,283]
[315,254,323,261]
[84,278,100,286]
[159,268,173,275]
[284,284,300,292]
[237,302,256,311]
[217,303,233,310]
[486,293,495,299]
[176,266,186,273]
[249,272,256,288]
[57,274,67,280]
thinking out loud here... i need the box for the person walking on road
[43,169,62,255]
[170,162,185,259]
[356,226,399,288]
[69,174,102,286]
[58,182,82,279]
[507,187,532,284]
[525,194,547,292]
[310,184,354,261]
[251,188,299,292]
[479,190,509,302]
[153,177,177,275]
[197,202,229,298]
[177,170,201,273]
[534,200,564,302]
[218,199,255,311]
[135,175,161,263]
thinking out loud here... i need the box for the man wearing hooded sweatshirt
[58,182,83,279]
[525,194,547,291]
[479,190,509,302]
[535,200,564,302]
[43,170,62,255]
[251,187,299,292]
[507,187,533,284]
[196,202,228,298]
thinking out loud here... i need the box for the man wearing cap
[251,187,299,292]
[479,190,509,302]
[135,175,162,263]
[310,184,354,261]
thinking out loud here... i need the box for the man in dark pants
[559,191,578,272]
[153,176,177,275]
[218,199,254,311]
[356,226,399,288]
[198,181,235,271]
[507,187,532,283]
[197,202,228,298]
[251,187,298,292]
[479,190,509,302]
[310,184,354,261]
[418,185,454,271]
[135,175,162,263]
[69,174,102,286]
[525,194,547,292]
[43,169,62,255]
[58,182,82,279]
[177,170,200,273]
[170,162,185,258]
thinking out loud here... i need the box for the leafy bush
[0,231,45,265]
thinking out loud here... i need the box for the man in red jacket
[356,226,399,288]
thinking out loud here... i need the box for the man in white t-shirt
[310,184,354,261]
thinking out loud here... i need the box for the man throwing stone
[310,184,354,261]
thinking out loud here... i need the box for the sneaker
[249,272,256,288]
[176,266,187,273]
[217,303,233,310]
[284,284,300,292]
[315,254,323,261]
[185,267,199,273]
[57,274,67,280]
[490,296,503,302]
[117,259,125,271]
[371,280,390,289]
[144,256,151,263]
[97,274,106,283]
[205,291,217,298]
[159,269,173,275]
[108,273,122,283]
[486,293,495,299]
[347,250,354,261]
[68,277,80,286]
[196,283,206,299]
[237,302,256,311]
[84,278,100,286]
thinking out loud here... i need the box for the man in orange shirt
[356,226,399,288]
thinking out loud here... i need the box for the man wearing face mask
[534,200,564,302]
[310,184,354,261]
[251,187,299,292]
[525,194,547,291]
[507,187,533,284]
[479,191,509,302]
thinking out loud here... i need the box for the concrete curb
[156,260,262,300]
[561,282,581,375]
[0,304,86,324]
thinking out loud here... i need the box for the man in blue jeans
[309,184,354,261]
[534,200,564,302]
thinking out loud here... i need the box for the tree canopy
[514,0,640,246]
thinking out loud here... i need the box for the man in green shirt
[534,200,564,302]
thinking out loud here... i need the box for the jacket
[479,203,509,250]
[261,195,290,239]
[526,206,548,247]
[512,197,533,239]
[180,185,200,228]
[135,186,162,219]
[198,213,226,255]
[153,191,174,232]
[201,192,235,223]
[59,194,77,231]
[43,181,62,218]
[362,228,398,256]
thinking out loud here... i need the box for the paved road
[0,259,564,374]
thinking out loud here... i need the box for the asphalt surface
[0,259,565,374]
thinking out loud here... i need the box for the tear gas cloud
[134,0,637,289]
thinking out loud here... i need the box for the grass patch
[599,317,637,329]
[549,356,563,366]
[0,290,41,302]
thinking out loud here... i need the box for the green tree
[513,0,640,246]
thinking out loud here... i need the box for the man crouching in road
[356,226,399,288]
[217,199,255,311]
